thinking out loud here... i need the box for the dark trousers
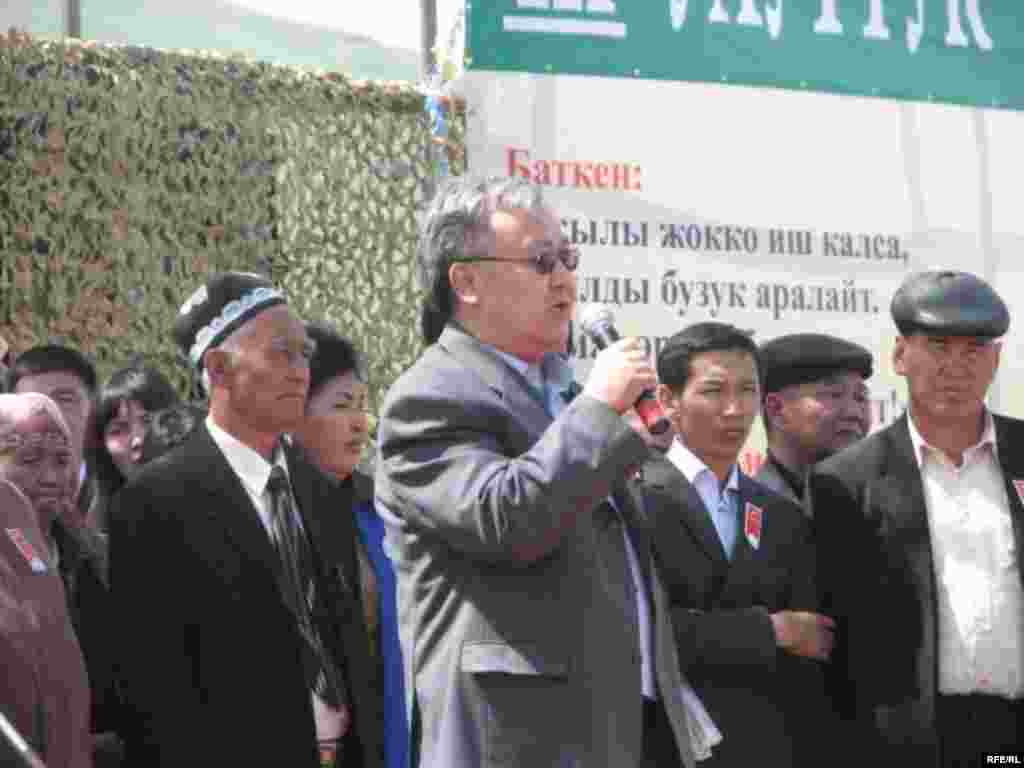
[644,697,684,767]
[936,694,1023,767]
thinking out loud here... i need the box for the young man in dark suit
[808,271,1023,766]
[643,322,836,767]
[110,272,382,768]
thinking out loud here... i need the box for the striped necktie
[266,466,349,712]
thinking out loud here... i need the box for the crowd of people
[0,174,1020,768]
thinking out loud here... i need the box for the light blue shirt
[665,438,740,559]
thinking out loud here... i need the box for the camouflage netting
[0,31,466,414]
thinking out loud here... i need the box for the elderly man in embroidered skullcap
[109,272,382,768]
[0,395,92,768]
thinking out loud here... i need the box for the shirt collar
[492,347,531,376]
[490,348,575,396]
[666,437,740,493]
[206,415,289,498]
[906,408,998,468]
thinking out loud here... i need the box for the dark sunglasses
[462,246,581,275]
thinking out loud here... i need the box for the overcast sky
[229,0,463,52]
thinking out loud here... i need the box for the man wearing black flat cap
[757,334,873,508]
[808,271,1023,766]
[110,272,382,768]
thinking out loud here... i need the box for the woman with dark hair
[76,365,179,766]
[85,365,179,532]
[293,322,401,768]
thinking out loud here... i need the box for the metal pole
[65,0,82,38]
[420,0,437,80]
[420,0,440,203]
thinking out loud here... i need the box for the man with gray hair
[376,176,697,768]
[110,272,382,768]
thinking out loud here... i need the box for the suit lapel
[874,418,936,626]
[286,445,326,561]
[191,425,280,580]
[616,484,653,595]
[755,461,802,508]
[438,324,551,441]
[644,458,728,567]
[993,415,1024,585]
[285,444,355,598]
[727,475,760,575]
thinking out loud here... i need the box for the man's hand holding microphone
[580,305,670,437]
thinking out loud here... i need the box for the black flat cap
[173,272,287,370]
[891,271,1008,338]
[760,333,873,393]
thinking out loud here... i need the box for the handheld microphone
[579,305,671,436]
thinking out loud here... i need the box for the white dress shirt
[205,416,349,740]
[907,411,1024,698]
[206,416,288,535]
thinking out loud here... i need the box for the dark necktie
[266,466,348,713]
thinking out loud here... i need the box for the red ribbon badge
[5,528,47,573]
[744,503,763,550]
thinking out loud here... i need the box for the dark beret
[172,272,287,370]
[891,270,1009,338]
[760,333,873,393]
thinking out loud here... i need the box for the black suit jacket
[109,424,383,768]
[639,456,829,768]
[807,413,1024,766]
[52,514,128,767]
[304,463,386,762]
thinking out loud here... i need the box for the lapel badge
[6,528,48,573]
[744,503,763,550]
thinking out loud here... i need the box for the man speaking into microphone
[375,176,697,768]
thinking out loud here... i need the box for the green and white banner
[459,66,1024,449]
[468,1,1024,111]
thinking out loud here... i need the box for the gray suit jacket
[375,325,695,768]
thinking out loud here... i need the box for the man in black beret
[808,270,1021,766]
[109,272,383,768]
[757,333,873,508]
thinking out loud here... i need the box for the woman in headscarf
[293,323,403,768]
[0,393,92,768]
